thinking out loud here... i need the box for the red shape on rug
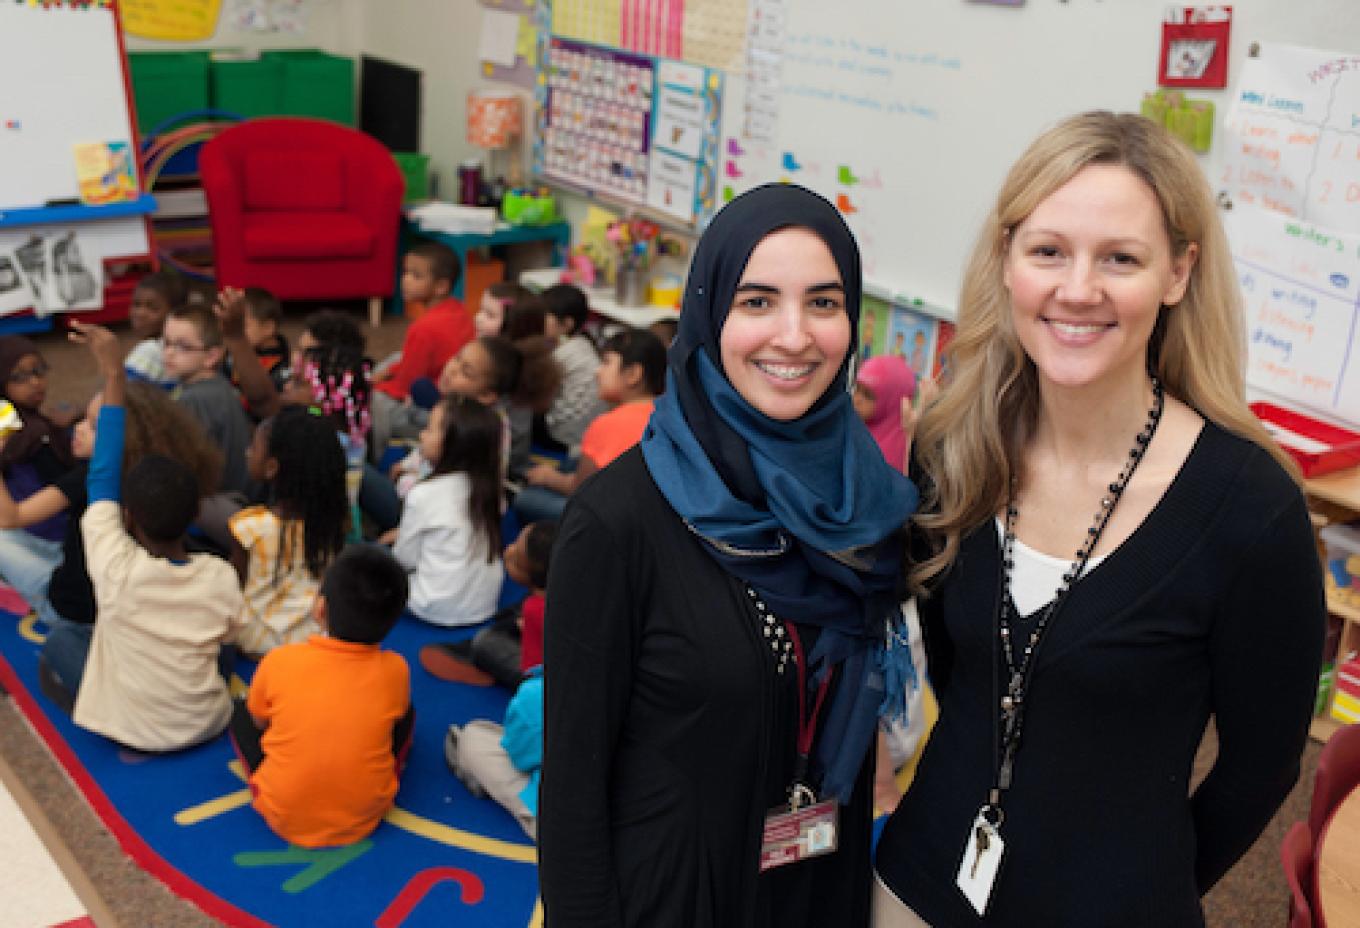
[418,644,494,686]
[375,866,485,927]
[0,583,30,617]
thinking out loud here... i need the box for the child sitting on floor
[516,327,665,523]
[385,334,559,500]
[391,395,504,627]
[539,284,606,453]
[57,323,244,751]
[237,287,291,396]
[474,281,531,339]
[31,380,223,700]
[229,406,348,657]
[443,519,559,840]
[230,545,412,848]
[852,354,917,474]
[424,519,559,690]
[163,304,255,497]
[123,270,185,389]
[371,241,475,455]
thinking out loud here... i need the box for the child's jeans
[0,527,64,628]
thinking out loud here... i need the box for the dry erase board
[0,3,139,212]
[1217,43,1360,429]
[717,0,1360,320]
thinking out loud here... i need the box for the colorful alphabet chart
[535,35,723,225]
[1223,42,1360,232]
[540,39,656,201]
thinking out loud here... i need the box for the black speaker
[359,55,422,152]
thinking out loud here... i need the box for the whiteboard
[0,4,138,211]
[717,0,1360,318]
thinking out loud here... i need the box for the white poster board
[0,4,137,211]
[1226,205,1360,429]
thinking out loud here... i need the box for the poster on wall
[1222,42,1360,231]
[11,230,102,316]
[886,304,936,377]
[1226,204,1360,428]
[1158,6,1232,89]
[0,250,36,318]
[121,0,223,41]
[536,36,722,225]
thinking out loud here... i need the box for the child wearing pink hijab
[853,355,916,473]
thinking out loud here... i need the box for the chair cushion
[243,150,345,211]
[242,212,375,260]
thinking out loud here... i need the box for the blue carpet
[0,586,541,928]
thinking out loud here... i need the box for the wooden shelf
[1309,467,1360,513]
[1331,593,1360,624]
[1309,466,1360,743]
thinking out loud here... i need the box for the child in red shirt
[371,241,475,455]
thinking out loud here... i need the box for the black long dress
[540,447,874,928]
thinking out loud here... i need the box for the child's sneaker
[444,725,487,798]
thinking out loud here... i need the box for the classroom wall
[354,0,487,198]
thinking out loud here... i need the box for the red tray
[1251,402,1360,477]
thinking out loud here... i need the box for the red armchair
[200,117,404,326]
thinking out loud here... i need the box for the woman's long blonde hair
[910,111,1298,592]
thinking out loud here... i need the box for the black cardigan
[875,421,1325,927]
[540,447,874,928]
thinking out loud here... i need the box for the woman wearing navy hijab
[539,184,920,927]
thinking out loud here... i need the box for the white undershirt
[996,518,1108,617]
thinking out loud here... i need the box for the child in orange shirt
[230,545,412,847]
[515,327,666,523]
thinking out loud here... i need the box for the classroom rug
[0,589,542,928]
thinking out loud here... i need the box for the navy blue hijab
[640,184,919,802]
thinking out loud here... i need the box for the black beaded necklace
[986,377,1164,816]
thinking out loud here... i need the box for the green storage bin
[127,51,210,135]
[209,53,284,119]
[392,153,429,202]
[263,49,355,126]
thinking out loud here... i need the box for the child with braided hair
[284,340,374,541]
[229,406,348,657]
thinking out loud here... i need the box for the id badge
[759,799,839,872]
[955,810,1005,915]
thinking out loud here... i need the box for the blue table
[393,218,571,317]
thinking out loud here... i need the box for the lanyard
[786,622,832,798]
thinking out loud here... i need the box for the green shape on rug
[234,841,374,893]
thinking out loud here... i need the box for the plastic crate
[1251,402,1360,477]
[263,50,355,125]
[392,152,429,203]
[127,52,211,135]
[209,53,283,119]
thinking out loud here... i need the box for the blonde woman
[873,112,1324,926]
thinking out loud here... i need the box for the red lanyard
[786,623,832,762]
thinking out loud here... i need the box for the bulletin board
[530,0,728,227]
[0,2,140,212]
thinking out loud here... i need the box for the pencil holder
[615,263,648,307]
